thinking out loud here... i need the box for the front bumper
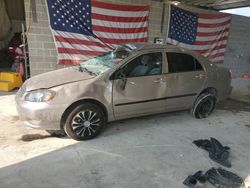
[15,97,67,130]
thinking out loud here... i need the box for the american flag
[167,5,231,64]
[46,0,149,65]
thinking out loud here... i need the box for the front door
[112,52,167,119]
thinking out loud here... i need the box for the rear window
[166,52,203,73]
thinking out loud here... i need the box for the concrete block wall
[222,15,250,78]
[24,0,250,77]
[24,0,58,76]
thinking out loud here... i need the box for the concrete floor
[0,79,250,188]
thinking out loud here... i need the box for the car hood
[23,67,95,91]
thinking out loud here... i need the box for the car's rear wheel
[191,93,216,119]
[64,103,105,140]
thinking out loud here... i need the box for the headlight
[24,89,56,102]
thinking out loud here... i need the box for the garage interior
[0,0,250,188]
[0,0,28,72]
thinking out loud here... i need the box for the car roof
[124,43,181,51]
[123,43,204,58]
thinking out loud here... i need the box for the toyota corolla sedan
[15,43,232,140]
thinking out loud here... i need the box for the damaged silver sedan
[15,43,232,140]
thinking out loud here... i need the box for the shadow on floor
[217,99,250,113]
[0,89,18,96]
[20,132,67,142]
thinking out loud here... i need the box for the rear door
[164,51,206,110]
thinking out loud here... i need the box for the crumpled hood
[24,67,94,91]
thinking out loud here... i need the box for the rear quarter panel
[195,54,232,101]
[216,67,232,101]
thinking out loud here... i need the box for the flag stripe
[196,28,230,37]
[58,54,96,61]
[93,31,147,39]
[92,7,149,18]
[194,44,227,54]
[198,17,231,24]
[197,24,230,32]
[211,56,224,62]
[59,59,82,65]
[98,37,148,44]
[58,47,105,56]
[92,25,147,33]
[197,19,231,28]
[92,1,149,12]
[57,42,110,52]
[202,48,226,57]
[195,36,228,45]
[167,38,227,50]
[55,36,108,48]
[199,13,231,19]
[207,52,225,59]
[196,32,229,41]
[54,30,97,42]
[92,19,148,28]
[92,13,148,22]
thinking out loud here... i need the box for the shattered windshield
[80,46,132,76]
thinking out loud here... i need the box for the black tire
[191,93,216,119]
[63,103,105,141]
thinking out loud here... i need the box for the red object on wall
[242,74,250,79]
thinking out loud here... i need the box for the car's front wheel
[64,103,105,140]
[191,93,216,119]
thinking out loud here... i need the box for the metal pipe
[21,23,28,80]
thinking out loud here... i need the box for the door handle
[154,78,165,83]
[195,74,205,79]
[128,81,135,85]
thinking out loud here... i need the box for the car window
[194,58,203,71]
[166,52,203,73]
[122,52,162,78]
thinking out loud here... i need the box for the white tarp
[0,0,11,40]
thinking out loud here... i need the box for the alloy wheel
[71,110,101,137]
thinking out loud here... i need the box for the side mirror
[118,70,127,90]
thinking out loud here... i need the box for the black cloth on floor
[183,168,243,188]
[205,167,243,188]
[193,137,231,167]
[183,171,207,188]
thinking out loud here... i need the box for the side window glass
[166,53,202,73]
[194,58,203,71]
[122,52,162,78]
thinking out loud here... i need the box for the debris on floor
[183,168,244,188]
[206,167,243,188]
[183,170,206,188]
[184,137,245,187]
[193,137,231,167]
